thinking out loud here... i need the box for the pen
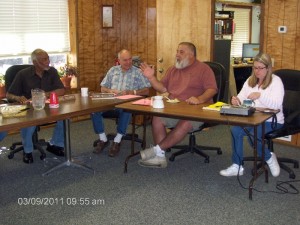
[16,107,30,114]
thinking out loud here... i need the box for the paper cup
[81,87,89,97]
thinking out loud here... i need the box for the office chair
[5,65,47,160]
[243,69,300,179]
[93,110,147,149]
[169,61,226,163]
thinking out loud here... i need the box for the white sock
[99,133,107,142]
[154,144,165,157]
[113,133,123,143]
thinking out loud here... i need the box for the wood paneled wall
[262,0,300,147]
[156,0,212,80]
[71,0,300,91]
[263,0,300,70]
[72,0,156,91]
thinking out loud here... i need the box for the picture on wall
[102,5,113,28]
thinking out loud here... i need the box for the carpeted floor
[1,119,300,225]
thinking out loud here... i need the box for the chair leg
[169,147,191,161]
[279,162,296,179]
[277,157,299,168]
[33,143,46,160]
[243,156,256,163]
[194,145,222,154]
[122,133,143,145]
[7,146,24,159]
[98,133,142,143]
[244,156,298,179]
[106,133,115,141]
[193,146,210,163]
[9,141,23,151]
[169,134,210,163]
[8,130,47,160]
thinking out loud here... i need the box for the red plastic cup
[49,92,59,108]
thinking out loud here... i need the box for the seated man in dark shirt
[6,48,65,164]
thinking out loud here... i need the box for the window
[225,6,251,57]
[0,54,67,75]
[0,0,69,74]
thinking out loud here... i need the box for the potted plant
[57,64,78,89]
[0,73,6,98]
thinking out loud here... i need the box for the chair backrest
[5,65,32,92]
[204,61,226,102]
[274,69,300,126]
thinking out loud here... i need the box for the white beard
[36,61,50,71]
[175,57,189,69]
[44,66,50,71]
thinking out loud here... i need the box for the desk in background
[232,63,253,93]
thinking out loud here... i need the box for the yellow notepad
[202,101,227,111]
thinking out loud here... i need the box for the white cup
[152,96,164,109]
[81,87,89,97]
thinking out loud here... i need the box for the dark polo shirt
[8,66,64,99]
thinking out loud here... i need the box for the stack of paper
[0,105,29,117]
[132,99,151,106]
[116,95,141,99]
[202,101,227,111]
[90,93,116,100]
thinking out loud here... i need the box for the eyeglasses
[253,66,266,70]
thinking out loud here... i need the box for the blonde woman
[220,53,284,177]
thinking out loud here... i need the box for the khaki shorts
[160,117,204,131]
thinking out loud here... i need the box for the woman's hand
[231,96,241,106]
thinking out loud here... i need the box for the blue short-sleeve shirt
[101,65,151,91]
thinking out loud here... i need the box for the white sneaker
[266,153,280,177]
[138,155,167,168]
[220,164,244,177]
[140,147,156,161]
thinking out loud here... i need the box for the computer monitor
[242,43,260,61]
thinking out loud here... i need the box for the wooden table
[0,93,142,175]
[116,100,273,200]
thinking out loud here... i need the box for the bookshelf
[214,11,234,40]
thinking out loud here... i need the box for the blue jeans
[21,121,64,153]
[230,122,283,165]
[0,131,7,141]
[49,120,65,147]
[91,109,131,136]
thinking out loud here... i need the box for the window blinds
[0,0,70,57]
[226,7,250,57]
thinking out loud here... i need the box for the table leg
[124,113,147,173]
[43,119,95,176]
[142,115,147,149]
[131,114,136,155]
[248,125,257,200]
[261,123,269,183]
[248,123,268,199]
